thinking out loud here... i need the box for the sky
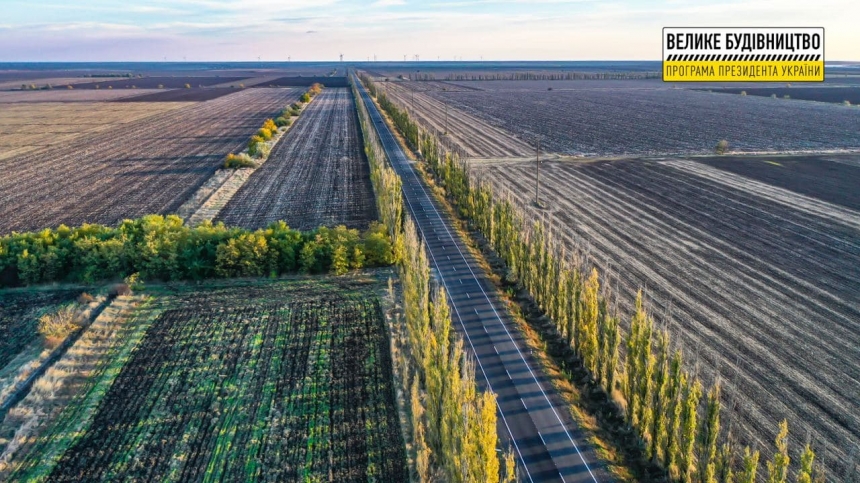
[0,0,857,61]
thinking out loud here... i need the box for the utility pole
[535,136,541,206]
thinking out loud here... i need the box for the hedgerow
[0,215,394,287]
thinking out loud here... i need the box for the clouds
[0,0,856,61]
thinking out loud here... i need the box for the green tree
[737,447,760,483]
[797,444,815,483]
[698,383,721,483]
[767,420,790,483]
[330,244,349,275]
[680,377,703,482]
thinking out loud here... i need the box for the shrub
[783,94,790,99]
[67,85,74,90]
[740,91,747,96]
[291,102,303,111]
[262,119,278,132]
[845,100,852,106]
[256,143,271,159]
[108,85,113,89]
[274,116,291,127]
[225,153,256,169]
[771,94,777,98]
[257,128,273,141]
[238,83,245,88]
[248,135,265,157]
[77,292,95,304]
[184,83,191,89]
[39,305,82,347]
[715,139,729,155]
[158,84,164,89]
[300,92,311,103]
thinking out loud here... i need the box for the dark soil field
[0,289,82,369]
[70,76,251,90]
[217,88,378,231]
[116,87,239,102]
[7,278,407,482]
[694,154,860,211]
[0,88,301,234]
[263,76,350,87]
[703,86,860,105]
[476,156,860,477]
[424,87,860,155]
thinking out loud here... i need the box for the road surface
[354,75,608,483]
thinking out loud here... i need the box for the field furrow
[10,279,408,482]
[477,158,860,475]
[0,88,300,234]
[215,88,378,231]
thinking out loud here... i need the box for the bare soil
[476,155,860,477]
[0,89,300,234]
[216,88,378,231]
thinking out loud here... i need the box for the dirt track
[216,88,378,231]
[476,157,860,476]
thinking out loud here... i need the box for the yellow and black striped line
[665,53,822,61]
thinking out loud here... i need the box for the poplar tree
[680,378,703,482]
[411,377,432,482]
[715,442,735,483]
[579,268,600,375]
[767,420,790,483]
[650,329,671,462]
[698,383,721,483]
[665,350,685,471]
[736,447,760,483]
[797,444,815,483]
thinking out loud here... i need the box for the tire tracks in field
[479,159,860,474]
[0,89,301,234]
[384,83,532,158]
[215,88,377,231]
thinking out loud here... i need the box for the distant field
[115,87,240,102]
[703,86,860,105]
[695,154,860,211]
[0,89,300,234]
[381,82,532,158]
[0,89,161,103]
[0,101,188,161]
[475,155,860,476]
[5,278,407,482]
[217,88,378,231]
[425,87,860,155]
[70,76,252,90]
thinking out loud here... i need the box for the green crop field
[7,277,407,482]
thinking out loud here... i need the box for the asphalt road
[354,76,608,483]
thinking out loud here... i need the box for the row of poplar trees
[351,77,517,482]
[360,73,827,483]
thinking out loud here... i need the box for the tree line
[0,216,394,287]
[352,75,516,482]
[225,83,324,168]
[360,73,829,483]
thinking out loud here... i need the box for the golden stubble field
[0,101,191,161]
